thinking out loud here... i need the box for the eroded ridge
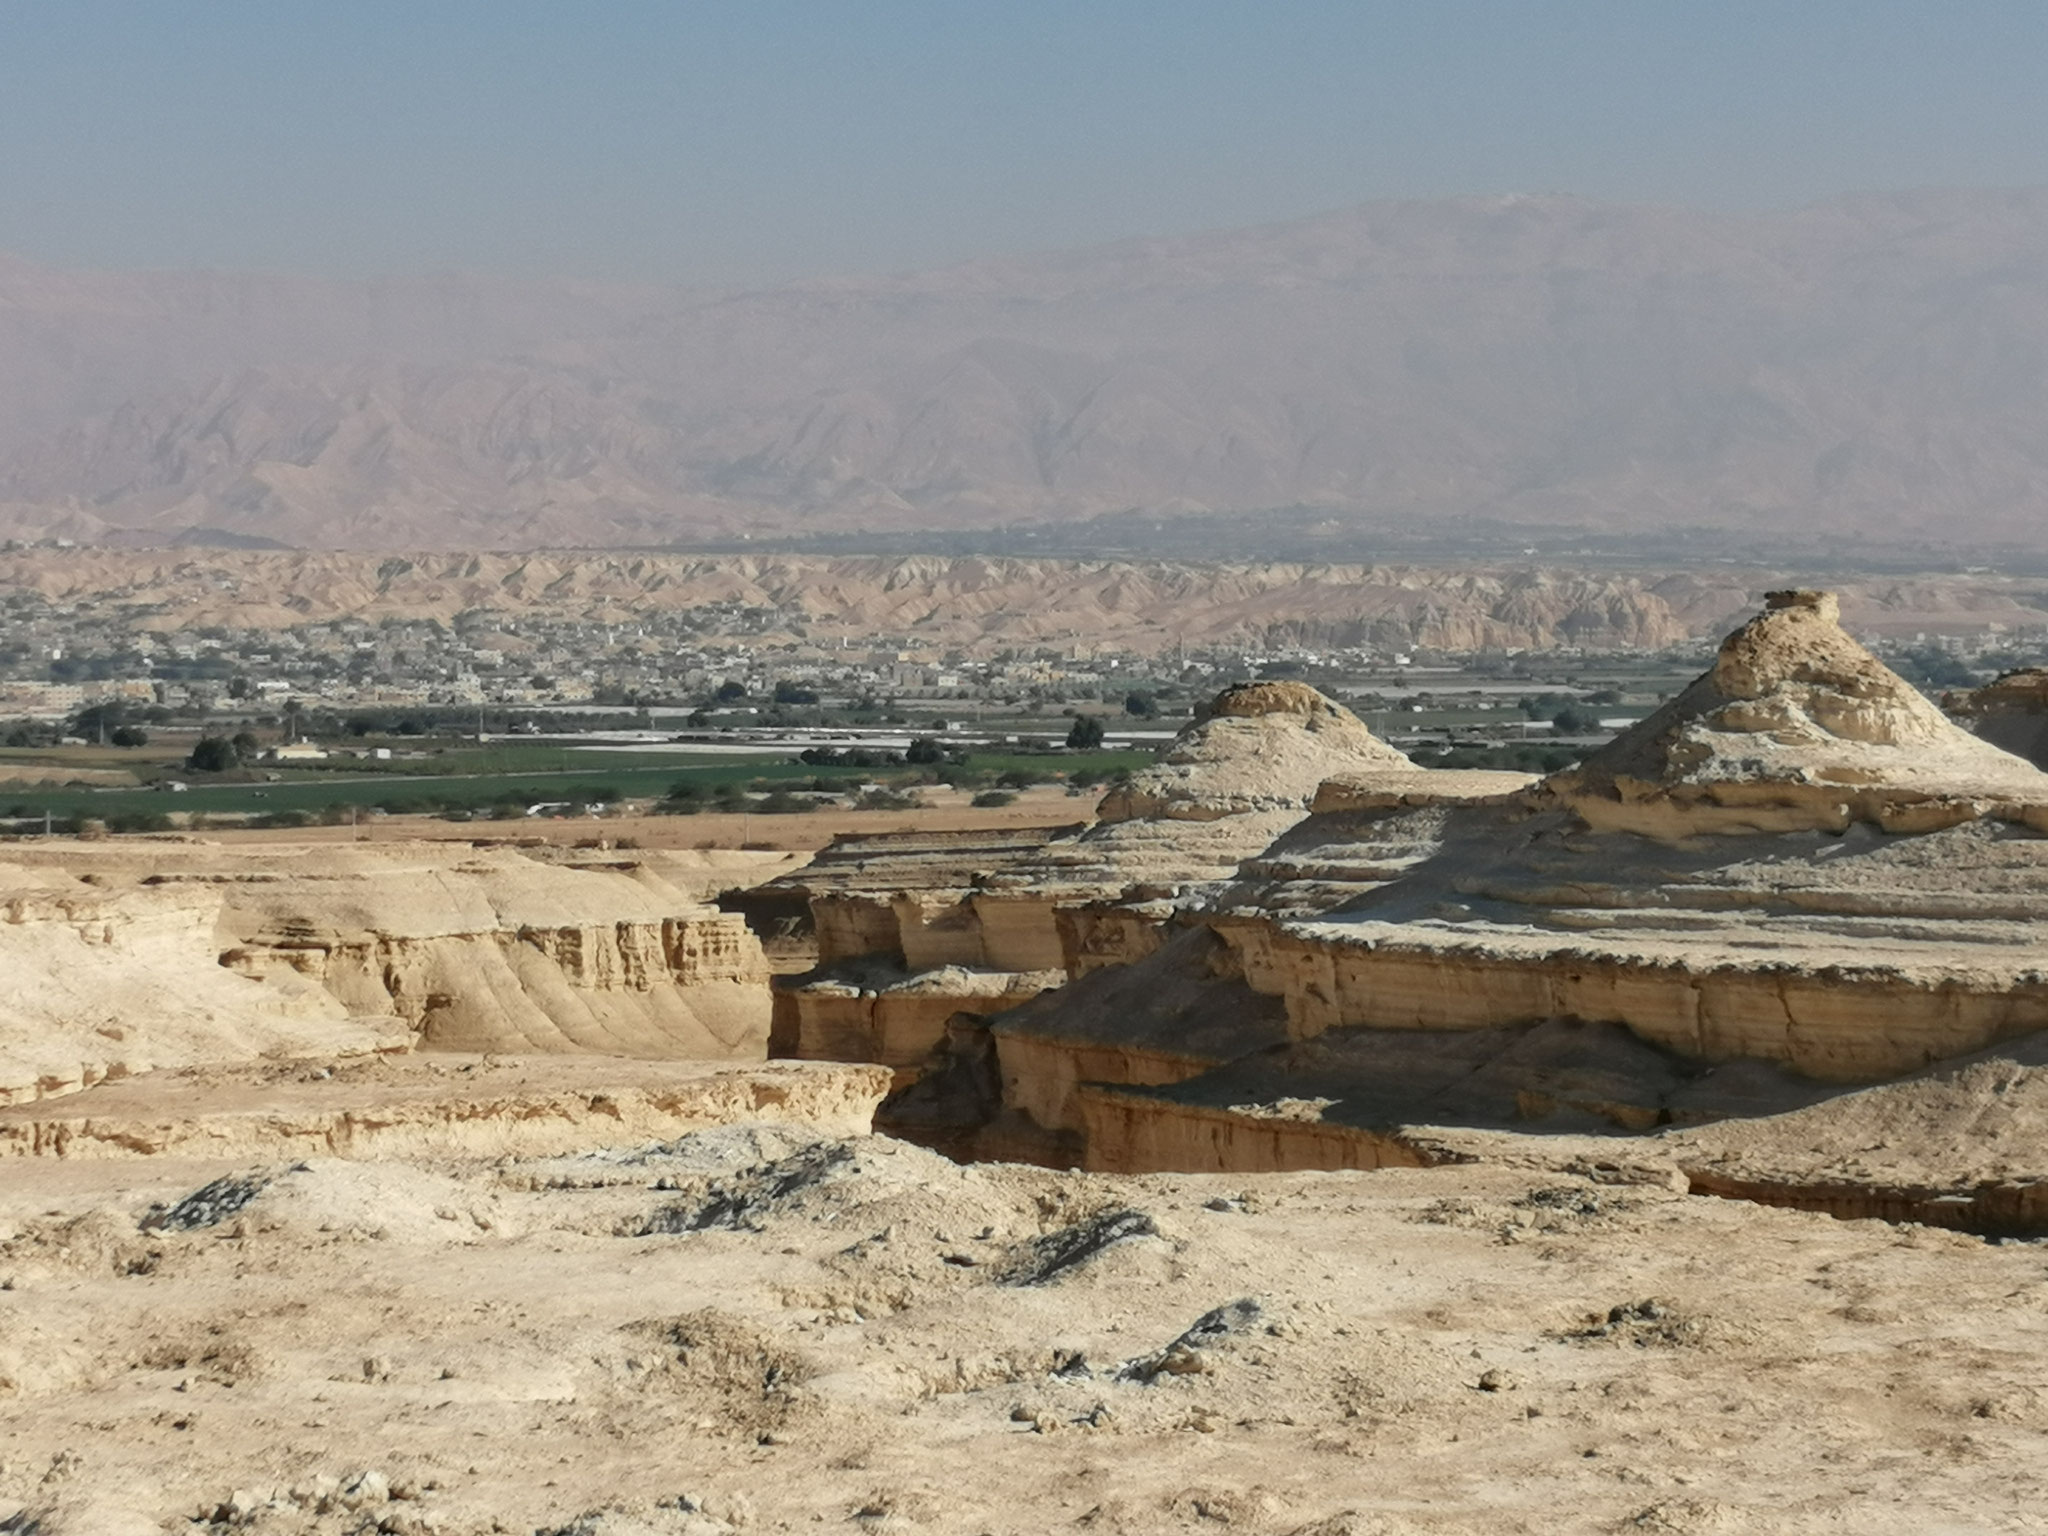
[967,593,2048,1227]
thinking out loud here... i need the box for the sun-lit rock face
[0,863,399,1107]
[965,593,2048,1172]
[1096,682,1414,825]
[1545,589,2048,837]
[0,842,774,1097]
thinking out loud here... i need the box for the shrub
[1065,716,1106,750]
[854,787,923,811]
[970,790,1017,808]
[105,810,173,833]
[186,736,236,772]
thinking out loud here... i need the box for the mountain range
[6,188,2048,551]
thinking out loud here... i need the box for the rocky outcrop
[0,842,778,1093]
[0,864,403,1106]
[0,1054,889,1161]
[1094,682,1413,823]
[1951,667,2048,771]
[982,593,2048,1175]
[1546,590,2048,838]
[210,847,774,1058]
[770,963,1063,1086]
[767,687,1502,1106]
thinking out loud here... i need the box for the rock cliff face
[0,842,776,1105]
[0,864,400,1106]
[979,593,2048,1174]
[766,688,1481,1099]
[212,846,774,1058]
[1952,668,2048,771]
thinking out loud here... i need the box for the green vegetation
[1406,742,1582,773]
[0,746,1151,828]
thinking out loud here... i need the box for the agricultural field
[0,746,1155,831]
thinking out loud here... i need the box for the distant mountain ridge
[7,189,2048,550]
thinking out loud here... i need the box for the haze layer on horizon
[7,0,2048,287]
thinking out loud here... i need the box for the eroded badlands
[9,591,2048,1531]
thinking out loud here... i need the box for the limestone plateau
[14,189,2048,548]
[15,593,2048,1529]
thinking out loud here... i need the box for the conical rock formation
[1546,590,2048,836]
[1095,681,1414,825]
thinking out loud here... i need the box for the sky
[4,0,2048,287]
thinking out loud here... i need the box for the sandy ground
[3,1103,2046,1536]
[188,785,1096,854]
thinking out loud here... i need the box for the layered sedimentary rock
[989,592,2048,1175]
[1546,591,2048,838]
[1952,667,2048,771]
[770,962,1063,1085]
[0,1053,889,1161]
[769,686,1498,1090]
[212,845,772,1058]
[0,841,776,1098]
[0,862,400,1106]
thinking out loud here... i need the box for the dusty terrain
[9,593,2048,1532]
[6,1109,2048,1536]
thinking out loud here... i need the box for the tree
[70,700,140,744]
[110,725,149,747]
[1066,715,1106,750]
[1551,704,1604,735]
[1123,690,1158,718]
[905,737,946,765]
[186,736,237,772]
[715,680,749,703]
[231,731,261,761]
[772,680,819,705]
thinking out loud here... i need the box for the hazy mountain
[6,189,2048,551]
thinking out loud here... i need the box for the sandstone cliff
[1951,667,2048,771]
[1,841,776,1103]
[0,861,400,1106]
[768,686,1470,1091]
[978,593,2048,1171]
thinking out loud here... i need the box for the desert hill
[11,190,2048,547]
[14,545,2048,653]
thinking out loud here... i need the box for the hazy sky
[5,1,2047,286]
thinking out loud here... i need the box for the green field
[0,748,1154,824]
